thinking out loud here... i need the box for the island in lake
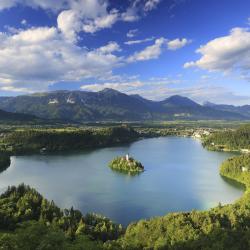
[109,154,144,173]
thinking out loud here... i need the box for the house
[242,167,248,172]
[241,149,250,154]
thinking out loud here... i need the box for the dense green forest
[0,127,139,154]
[202,124,250,151]
[220,154,250,188]
[0,184,123,249]
[109,156,144,173]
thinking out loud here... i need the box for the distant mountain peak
[162,95,199,107]
[203,101,216,107]
[130,94,147,100]
[99,88,121,94]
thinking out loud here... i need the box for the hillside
[204,102,250,118]
[202,124,250,151]
[0,109,41,123]
[0,89,248,122]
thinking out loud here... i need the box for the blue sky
[0,0,250,104]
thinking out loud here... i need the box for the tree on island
[109,154,144,173]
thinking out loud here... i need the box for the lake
[0,137,244,225]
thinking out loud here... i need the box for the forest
[202,124,250,151]
[0,184,123,250]
[0,126,140,154]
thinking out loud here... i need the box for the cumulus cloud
[97,41,121,54]
[167,38,191,50]
[57,9,82,42]
[82,10,119,33]
[0,26,189,93]
[127,37,190,62]
[0,0,163,42]
[127,38,166,62]
[184,27,250,80]
[0,27,122,92]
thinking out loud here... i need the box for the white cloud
[57,9,82,42]
[184,27,250,81]
[127,29,138,38]
[55,0,160,40]
[82,10,119,33]
[21,19,27,25]
[127,36,190,62]
[0,0,66,11]
[167,38,191,50]
[57,0,109,41]
[0,0,18,10]
[97,41,121,54]
[125,37,155,45]
[0,27,122,92]
[0,0,162,42]
[144,0,161,11]
[127,37,166,62]
[121,10,139,22]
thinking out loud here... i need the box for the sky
[0,0,250,105]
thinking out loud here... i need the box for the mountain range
[204,102,250,119]
[0,88,249,122]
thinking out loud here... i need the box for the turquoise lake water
[0,137,244,225]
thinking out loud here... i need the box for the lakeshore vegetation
[0,127,139,154]
[202,124,250,151]
[0,184,123,250]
